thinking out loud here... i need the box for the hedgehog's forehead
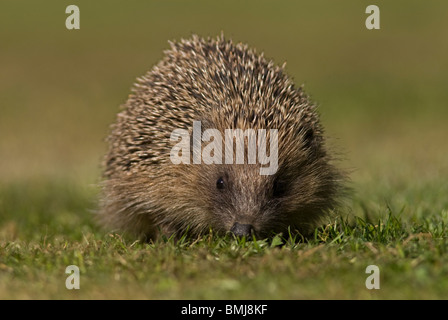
[208,164,273,189]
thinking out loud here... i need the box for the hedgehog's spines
[100,34,344,240]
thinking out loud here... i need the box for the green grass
[1,1,448,299]
[1,179,447,299]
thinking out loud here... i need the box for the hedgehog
[99,34,344,240]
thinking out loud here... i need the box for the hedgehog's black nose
[230,223,255,238]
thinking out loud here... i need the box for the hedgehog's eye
[216,177,225,190]
[273,178,287,197]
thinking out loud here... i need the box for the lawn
[1,1,447,300]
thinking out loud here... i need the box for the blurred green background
[0,1,447,225]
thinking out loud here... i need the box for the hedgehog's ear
[301,128,315,150]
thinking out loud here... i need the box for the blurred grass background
[0,0,447,299]
[1,1,447,185]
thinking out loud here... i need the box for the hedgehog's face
[187,122,339,239]
[203,151,338,239]
[205,164,291,238]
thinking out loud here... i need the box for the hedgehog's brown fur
[99,34,344,240]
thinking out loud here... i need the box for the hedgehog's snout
[230,222,255,238]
